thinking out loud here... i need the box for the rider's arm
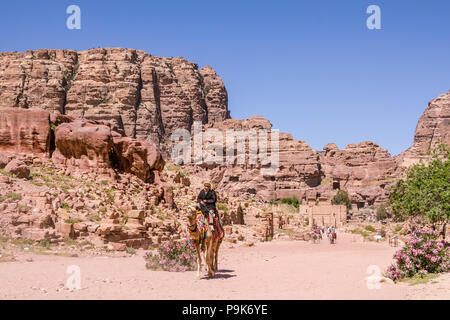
[197,190,204,204]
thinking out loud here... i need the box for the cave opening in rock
[49,127,56,157]
[333,181,340,190]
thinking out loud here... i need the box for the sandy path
[0,234,448,300]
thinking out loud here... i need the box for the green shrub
[165,163,180,171]
[104,189,115,204]
[376,204,389,221]
[280,197,300,209]
[332,190,352,210]
[39,239,51,248]
[0,192,22,202]
[390,143,449,226]
[64,218,83,224]
[217,203,228,212]
[126,246,136,255]
[351,228,369,238]
[0,169,13,177]
[365,225,376,232]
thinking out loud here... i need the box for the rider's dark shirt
[197,189,217,214]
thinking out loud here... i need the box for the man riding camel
[197,182,217,231]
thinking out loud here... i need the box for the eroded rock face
[0,48,230,154]
[200,66,230,123]
[184,116,322,201]
[0,107,50,157]
[52,119,165,182]
[185,116,398,206]
[0,50,77,112]
[1,47,447,211]
[397,92,450,167]
[320,141,398,206]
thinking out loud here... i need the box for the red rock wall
[0,107,50,157]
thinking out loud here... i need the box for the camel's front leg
[206,240,215,278]
[196,245,202,279]
[203,243,208,272]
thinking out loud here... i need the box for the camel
[187,209,224,278]
[187,209,215,278]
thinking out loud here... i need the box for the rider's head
[204,182,211,191]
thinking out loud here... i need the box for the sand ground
[0,233,448,300]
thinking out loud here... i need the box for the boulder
[52,120,114,170]
[52,119,164,182]
[112,136,165,182]
[4,159,30,179]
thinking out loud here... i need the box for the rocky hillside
[0,48,230,155]
[396,92,450,167]
[0,47,448,211]
[185,116,399,207]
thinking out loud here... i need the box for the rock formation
[0,48,230,155]
[319,141,398,207]
[396,92,450,167]
[1,47,449,214]
[0,107,50,157]
[183,116,397,206]
[0,107,165,184]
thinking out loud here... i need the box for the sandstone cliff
[1,47,448,209]
[0,48,230,154]
[396,92,450,167]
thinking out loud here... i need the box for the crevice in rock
[61,53,79,115]
[49,126,56,157]
[16,64,28,108]
[133,65,143,139]
[151,68,165,139]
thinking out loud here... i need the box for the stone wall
[299,203,347,227]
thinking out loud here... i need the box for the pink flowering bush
[145,238,197,272]
[386,227,449,281]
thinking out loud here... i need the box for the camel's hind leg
[214,239,222,272]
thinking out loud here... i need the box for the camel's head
[187,207,197,228]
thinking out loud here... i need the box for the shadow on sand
[202,269,236,280]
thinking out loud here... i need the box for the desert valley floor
[0,233,448,300]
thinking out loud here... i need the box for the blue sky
[1,0,449,155]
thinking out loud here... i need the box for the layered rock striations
[0,48,230,154]
[187,116,397,206]
[1,47,448,209]
[0,107,51,157]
